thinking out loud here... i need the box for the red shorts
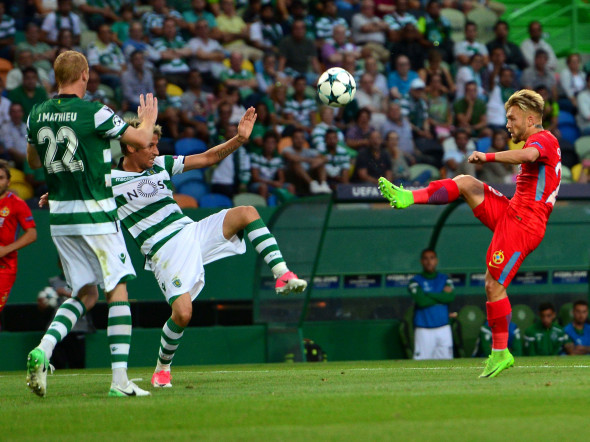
[472,185,544,288]
[0,271,16,313]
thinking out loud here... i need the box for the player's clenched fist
[468,151,486,163]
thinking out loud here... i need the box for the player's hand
[39,192,49,208]
[137,93,159,126]
[237,107,257,143]
[468,151,486,164]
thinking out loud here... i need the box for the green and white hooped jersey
[112,155,192,259]
[27,96,128,236]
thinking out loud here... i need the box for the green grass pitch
[3,357,590,441]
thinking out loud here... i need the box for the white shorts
[413,325,454,360]
[52,229,136,297]
[146,209,246,304]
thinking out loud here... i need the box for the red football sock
[412,179,460,204]
[486,297,512,351]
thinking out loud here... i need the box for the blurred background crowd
[0,0,589,208]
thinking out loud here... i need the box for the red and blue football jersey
[0,192,36,272]
[509,130,561,235]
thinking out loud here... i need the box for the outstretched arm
[468,148,539,165]
[0,228,37,258]
[183,107,257,171]
[120,93,159,149]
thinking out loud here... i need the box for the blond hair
[120,117,162,155]
[504,89,544,118]
[54,51,88,89]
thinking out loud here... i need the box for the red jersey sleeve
[15,199,36,230]
[525,135,549,163]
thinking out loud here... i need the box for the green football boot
[26,347,52,397]
[378,177,415,209]
[479,349,515,378]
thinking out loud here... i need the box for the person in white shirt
[520,21,557,72]
[576,74,590,136]
[442,129,476,178]
[187,19,226,83]
[559,53,585,110]
[454,21,489,66]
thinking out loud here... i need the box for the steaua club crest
[0,207,9,217]
[492,251,505,265]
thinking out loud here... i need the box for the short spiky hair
[504,89,544,118]
[120,117,162,155]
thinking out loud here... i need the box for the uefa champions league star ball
[317,67,356,108]
[37,286,59,309]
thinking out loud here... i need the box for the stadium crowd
[0,0,589,207]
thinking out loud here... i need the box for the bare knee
[453,174,477,194]
[234,205,260,225]
[485,274,506,303]
[172,303,192,327]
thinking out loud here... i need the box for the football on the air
[317,67,356,107]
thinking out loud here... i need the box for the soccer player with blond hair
[379,89,561,377]
[26,50,159,397]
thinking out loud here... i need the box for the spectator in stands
[520,21,557,72]
[563,300,590,355]
[383,130,419,185]
[16,23,53,79]
[40,0,81,46]
[390,23,427,73]
[281,0,315,40]
[442,129,476,178]
[183,0,220,40]
[249,131,295,201]
[536,85,559,134]
[142,0,186,42]
[381,102,416,164]
[524,303,570,356]
[77,0,117,31]
[220,52,258,104]
[0,3,15,61]
[250,3,284,54]
[154,76,182,139]
[481,47,511,95]
[248,101,274,150]
[311,106,346,153]
[408,248,455,360]
[208,100,233,145]
[576,74,590,136]
[284,75,317,134]
[454,21,489,67]
[210,124,252,198]
[179,70,212,140]
[418,0,453,64]
[187,19,225,87]
[0,78,11,128]
[256,53,287,95]
[121,50,155,112]
[6,49,51,92]
[383,0,417,43]
[478,130,513,184]
[455,53,486,100]
[419,49,455,97]
[277,19,321,83]
[282,128,331,195]
[323,129,351,189]
[453,81,490,138]
[559,53,585,112]
[0,103,27,168]
[111,4,134,45]
[321,25,360,70]
[8,67,48,122]
[427,73,452,140]
[521,49,557,100]
[362,56,387,95]
[486,67,516,131]
[486,20,528,72]
[217,0,263,61]
[83,69,114,109]
[388,54,419,111]
[474,320,522,358]
[355,73,387,129]
[86,23,127,90]
[346,107,375,152]
[153,17,191,89]
[408,78,432,141]
[354,130,392,184]
[314,0,348,45]
[351,0,389,62]
[122,21,160,63]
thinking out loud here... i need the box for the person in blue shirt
[563,300,590,355]
[408,248,455,360]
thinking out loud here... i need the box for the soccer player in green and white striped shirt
[26,50,158,398]
[110,110,306,388]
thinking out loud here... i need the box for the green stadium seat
[457,305,485,357]
[80,30,97,50]
[558,302,573,327]
[511,304,535,333]
[409,163,440,181]
[399,305,414,359]
[467,7,497,43]
[441,8,466,43]
[561,165,573,183]
[574,136,590,160]
[233,192,267,207]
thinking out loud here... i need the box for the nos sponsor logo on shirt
[126,179,166,200]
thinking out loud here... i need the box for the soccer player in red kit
[0,160,37,327]
[379,90,561,378]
